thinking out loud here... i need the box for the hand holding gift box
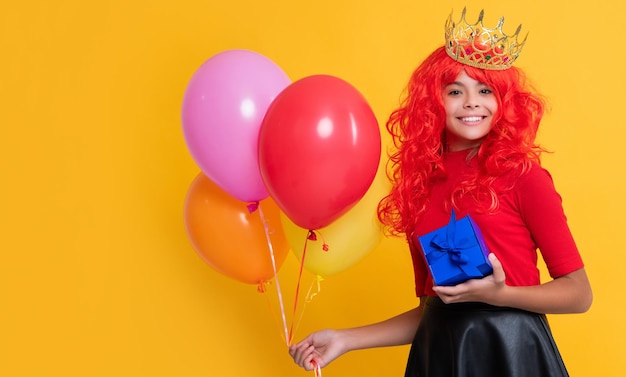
[415,210,493,286]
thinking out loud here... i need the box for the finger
[288,345,295,357]
[310,358,323,371]
[289,343,304,364]
[304,355,318,371]
[289,343,305,359]
[295,345,315,366]
[432,286,456,303]
[299,352,321,371]
[488,253,506,283]
[433,284,463,296]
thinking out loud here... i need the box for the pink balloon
[182,50,290,202]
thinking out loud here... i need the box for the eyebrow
[445,81,489,87]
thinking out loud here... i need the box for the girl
[289,9,592,377]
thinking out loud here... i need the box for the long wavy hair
[377,46,546,236]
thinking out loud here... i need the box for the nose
[464,96,479,108]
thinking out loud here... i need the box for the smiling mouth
[458,116,485,123]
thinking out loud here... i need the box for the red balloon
[259,75,381,230]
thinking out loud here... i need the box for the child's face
[442,70,498,151]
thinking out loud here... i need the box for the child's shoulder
[515,162,558,193]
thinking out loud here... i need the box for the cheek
[444,110,456,127]
[443,98,460,115]
[444,116,457,131]
[488,98,499,114]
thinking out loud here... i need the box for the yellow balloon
[281,170,389,276]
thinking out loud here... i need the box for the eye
[447,89,462,96]
[479,88,493,94]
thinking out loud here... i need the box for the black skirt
[404,297,569,377]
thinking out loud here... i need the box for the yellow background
[1,0,622,376]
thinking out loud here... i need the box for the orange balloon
[184,172,290,285]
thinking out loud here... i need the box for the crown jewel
[445,8,527,70]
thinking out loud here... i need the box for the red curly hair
[377,46,546,236]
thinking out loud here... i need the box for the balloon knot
[247,201,260,213]
[307,230,317,241]
[307,230,329,251]
[257,281,268,293]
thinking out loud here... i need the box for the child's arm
[433,253,592,314]
[289,298,425,371]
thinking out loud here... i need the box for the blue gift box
[415,210,493,286]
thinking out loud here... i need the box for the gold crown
[444,8,527,70]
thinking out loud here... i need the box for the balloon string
[291,275,324,341]
[288,231,327,345]
[312,359,322,377]
[305,275,324,304]
[255,203,324,377]
[259,281,290,344]
[257,202,289,345]
[287,230,312,345]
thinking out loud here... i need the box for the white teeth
[461,116,482,122]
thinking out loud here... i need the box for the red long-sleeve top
[409,149,584,297]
